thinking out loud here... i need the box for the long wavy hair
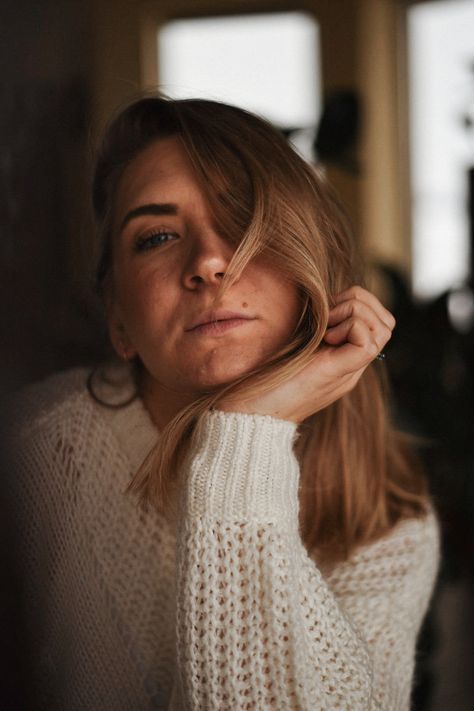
[92,95,429,565]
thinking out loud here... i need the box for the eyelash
[134,229,178,252]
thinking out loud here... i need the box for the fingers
[322,286,395,374]
[332,285,396,331]
[327,297,390,332]
[324,318,386,371]
[324,318,392,370]
[326,300,393,349]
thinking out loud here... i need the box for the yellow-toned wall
[90,0,412,276]
[357,0,412,274]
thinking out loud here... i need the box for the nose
[182,231,234,289]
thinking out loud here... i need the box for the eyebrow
[120,203,179,232]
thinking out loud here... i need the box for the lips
[186,310,255,331]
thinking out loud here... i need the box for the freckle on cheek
[242,302,248,308]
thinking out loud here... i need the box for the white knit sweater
[5,366,440,710]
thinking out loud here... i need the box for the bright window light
[408,0,474,299]
[157,12,320,130]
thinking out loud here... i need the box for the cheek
[258,277,302,334]
[117,270,171,339]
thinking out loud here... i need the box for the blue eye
[134,230,178,252]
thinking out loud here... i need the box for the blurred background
[1,0,473,708]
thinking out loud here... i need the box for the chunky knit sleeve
[173,410,440,710]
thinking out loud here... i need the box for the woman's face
[108,136,302,399]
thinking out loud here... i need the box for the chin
[186,354,260,392]
[189,370,247,392]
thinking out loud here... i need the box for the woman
[6,96,439,710]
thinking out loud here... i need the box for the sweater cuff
[182,409,301,525]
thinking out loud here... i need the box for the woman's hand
[217,286,396,424]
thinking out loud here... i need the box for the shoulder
[2,367,92,445]
[323,505,441,609]
[2,362,158,481]
[1,368,100,497]
[1,368,97,535]
[356,506,440,568]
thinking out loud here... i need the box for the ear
[105,294,137,362]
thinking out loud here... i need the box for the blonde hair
[92,96,429,564]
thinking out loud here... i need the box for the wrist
[215,402,300,424]
[181,409,301,524]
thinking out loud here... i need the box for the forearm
[175,411,372,710]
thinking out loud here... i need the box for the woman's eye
[134,230,178,252]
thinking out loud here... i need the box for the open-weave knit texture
[4,366,440,710]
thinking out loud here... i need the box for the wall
[1,0,108,393]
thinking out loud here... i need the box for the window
[157,12,321,134]
[408,0,474,298]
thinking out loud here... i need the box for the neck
[138,367,199,431]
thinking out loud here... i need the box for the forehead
[114,136,199,215]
